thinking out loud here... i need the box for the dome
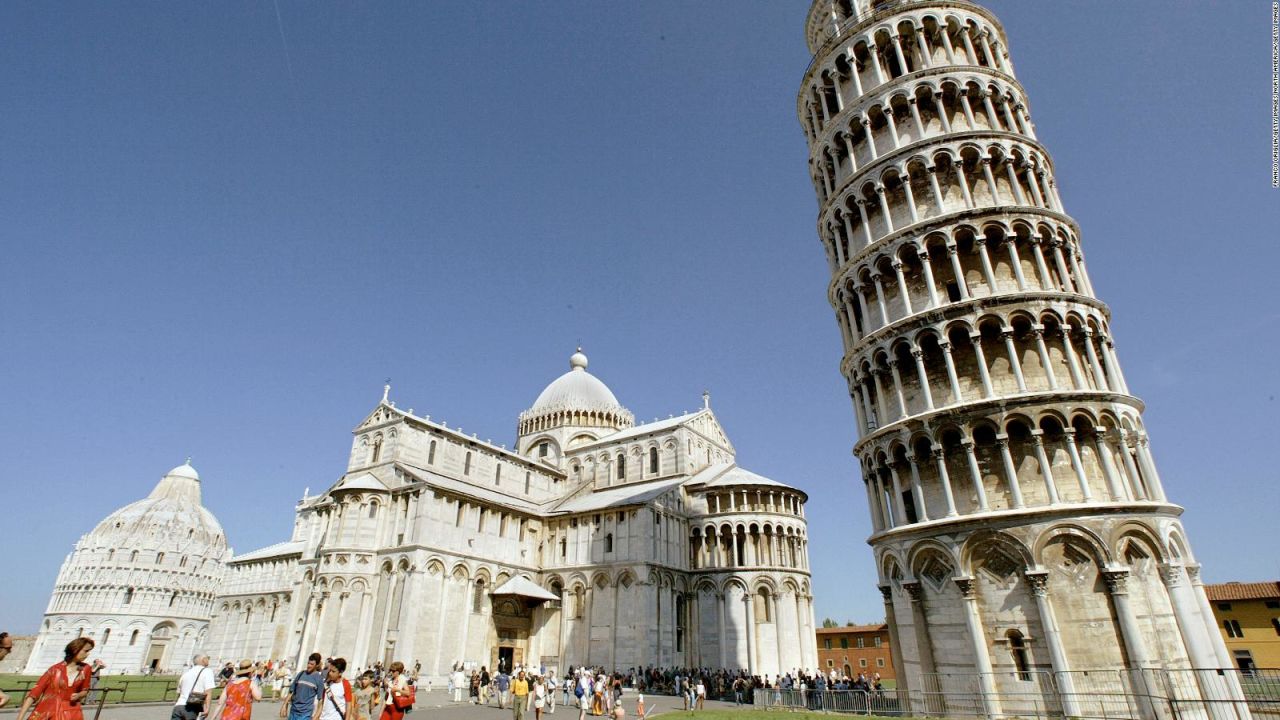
[528,350,627,415]
[165,460,199,481]
[90,461,225,543]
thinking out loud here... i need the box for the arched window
[473,579,487,613]
[156,552,164,564]
[560,537,567,558]
[123,587,134,605]
[524,472,531,494]
[604,534,613,553]
[495,465,502,486]
[129,551,138,562]
[428,440,437,464]
[755,588,772,622]
[169,592,178,608]
[179,556,188,568]
[539,442,549,458]
[464,452,472,475]
[129,629,139,646]
[101,628,110,646]
[617,454,626,480]
[675,594,686,652]
[456,501,466,527]
[371,437,383,463]
[368,501,379,519]
[649,447,659,474]
[107,550,114,562]
[1008,630,1031,680]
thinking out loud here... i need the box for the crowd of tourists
[4,632,887,720]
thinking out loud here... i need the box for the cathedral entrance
[494,645,520,674]
[491,598,530,673]
[144,623,174,673]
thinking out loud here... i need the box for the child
[635,693,646,720]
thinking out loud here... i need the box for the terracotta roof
[1205,581,1280,602]
[816,624,888,634]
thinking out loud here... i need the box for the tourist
[451,666,466,703]
[470,670,481,703]
[546,671,557,714]
[208,660,261,720]
[532,675,547,720]
[280,653,325,720]
[316,658,351,720]
[174,653,216,720]
[695,679,705,710]
[480,666,492,705]
[0,632,12,709]
[511,671,530,720]
[14,637,95,720]
[635,693,645,720]
[380,661,411,720]
[351,672,380,720]
[495,668,511,709]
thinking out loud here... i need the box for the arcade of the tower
[799,1,1242,716]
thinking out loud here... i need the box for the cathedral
[205,350,817,679]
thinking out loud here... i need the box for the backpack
[574,683,585,699]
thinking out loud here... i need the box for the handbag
[393,682,416,710]
[186,668,210,709]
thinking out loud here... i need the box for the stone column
[744,592,756,675]
[940,342,964,404]
[873,272,892,325]
[933,447,959,517]
[907,454,930,522]
[1063,430,1093,501]
[876,185,895,234]
[1082,329,1109,390]
[1002,329,1028,391]
[1103,569,1160,720]
[716,592,727,669]
[1060,328,1086,389]
[947,244,970,298]
[995,437,1026,508]
[954,577,1001,719]
[1135,437,1168,502]
[892,261,914,315]
[1093,431,1128,501]
[911,349,935,410]
[1004,238,1029,291]
[1031,433,1061,505]
[962,441,989,511]
[880,585,910,708]
[970,333,996,397]
[919,249,941,307]
[1024,571,1082,717]
[1031,327,1059,389]
[888,464,908,525]
[926,165,946,215]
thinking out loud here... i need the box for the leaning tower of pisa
[798,2,1242,718]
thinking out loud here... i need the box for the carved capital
[1159,564,1184,588]
[1024,571,1050,597]
[1102,569,1130,595]
[1185,564,1203,585]
[954,576,977,599]
[879,584,894,602]
[902,581,924,602]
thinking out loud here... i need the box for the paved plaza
[0,688,743,720]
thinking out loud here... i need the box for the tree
[821,618,838,628]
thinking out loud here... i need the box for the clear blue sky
[1,1,1276,634]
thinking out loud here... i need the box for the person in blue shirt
[495,670,512,710]
[279,653,324,720]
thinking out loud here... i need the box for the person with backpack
[174,653,216,720]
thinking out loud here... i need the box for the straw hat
[235,660,255,677]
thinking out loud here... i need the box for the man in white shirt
[315,658,351,720]
[173,654,216,720]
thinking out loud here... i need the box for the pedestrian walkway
[0,688,742,720]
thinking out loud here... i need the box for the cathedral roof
[229,539,305,564]
[525,350,630,418]
[551,475,688,514]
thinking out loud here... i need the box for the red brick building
[816,624,895,681]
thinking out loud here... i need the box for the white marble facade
[26,462,230,674]
[207,351,817,680]
[799,1,1242,718]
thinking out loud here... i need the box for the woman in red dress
[16,637,95,720]
[209,660,262,720]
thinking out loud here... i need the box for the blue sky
[1,1,1276,635]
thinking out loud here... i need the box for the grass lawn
[680,707,901,712]
[0,674,280,704]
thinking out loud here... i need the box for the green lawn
[680,712,900,720]
[0,674,280,704]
